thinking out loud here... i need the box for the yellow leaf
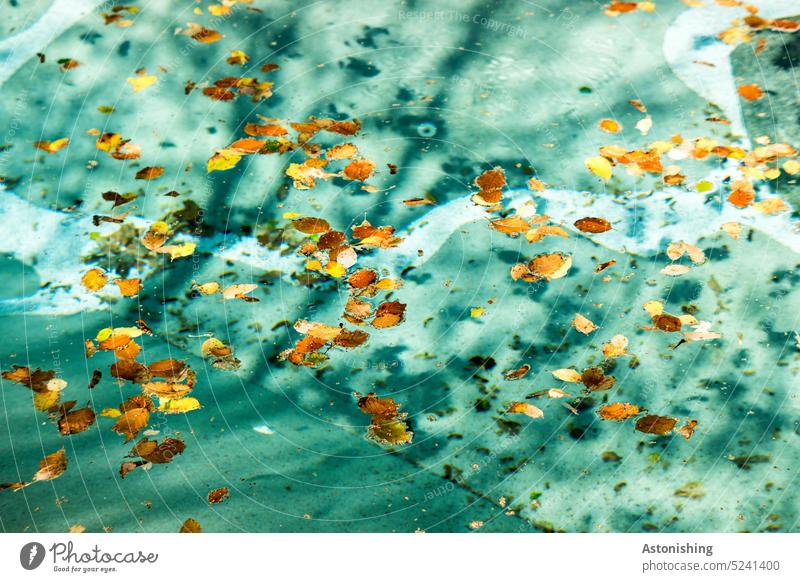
[470,307,486,318]
[586,156,613,181]
[127,75,157,93]
[34,137,70,154]
[207,151,242,173]
[101,408,122,418]
[82,268,107,292]
[158,397,201,414]
[325,261,346,278]
[157,243,196,260]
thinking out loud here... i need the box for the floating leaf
[573,314,598,335]
[574,217,612,234]
[179,519,202,533]
[135,166,164,180]
[507,401,544,419]
[635,414,678,435]
[207,487,229,504]
[586,156,613,181]
[82,268,108,292]
[34,138,70,154]
[597,402,640,421]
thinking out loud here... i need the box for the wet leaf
[34,138,70,154]
[114,278,142,297]
[135,166,164,180]
[573,314,598,335]
[597,402,640,421]
[737,83,764,101]
[503,364,531,380]
[343,158,376,181]
[371,301,406,328]
[57,406,96,435]
[602,334,628,358]
[527,253,572,281]
[33,448,67,482]
[586,156,613,181]
[574,217,612,234]
[82,268,108,292]
[292,217,330,234]
[207,487,229,504]
[179,519,202,533]
[635,414,678,435]
[221,283,258,301]
[507,401,544,419]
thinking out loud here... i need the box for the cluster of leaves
[280,215,406,367]
[355,393,413,445]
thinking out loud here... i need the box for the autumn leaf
[221,283,258,301]
[343,158,376,181]
[635,414,678,435]
[574,217,612,234]
[227,50,250,65]
[507,401,544,419]
[56,405,97,435]
[135,166,164,180]
[114,278,142,297]
[586,156,613,181]
[207,150,242,173]
[184,22,223,43]
[293,217,330,234]
[82,268,108,292]
[33,448,68,482]
[552,368,581,383]
[472,167,506,206]
[207,487,229,504]
[356,393,412,446]
[34,138,70,154]
[597,402,640,421]
[503,364,531,381]
[112,396,154,442]
[371,301,406,328]
[602,334,628,358]
[598,119,621,133]
[127,73,157,93]
[573,314,598,335]
[179,519,202,533]
[527,253,571,281]
[737,83,764,101]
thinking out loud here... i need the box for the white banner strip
[1,533,798,581]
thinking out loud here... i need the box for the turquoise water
[0,0,799,532]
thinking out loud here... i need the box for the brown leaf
[574,217,612,233]
[635,414,678,435]
[33,448,67,482]
[503,364,531,381]
[112,407,150,442]
[57,407,96,435]
[179,518,203,533]
[581,367,616,391]
[292,217,330,234]
[207,487,229,504]
[135,166,164,180]
[371,301,406,328]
